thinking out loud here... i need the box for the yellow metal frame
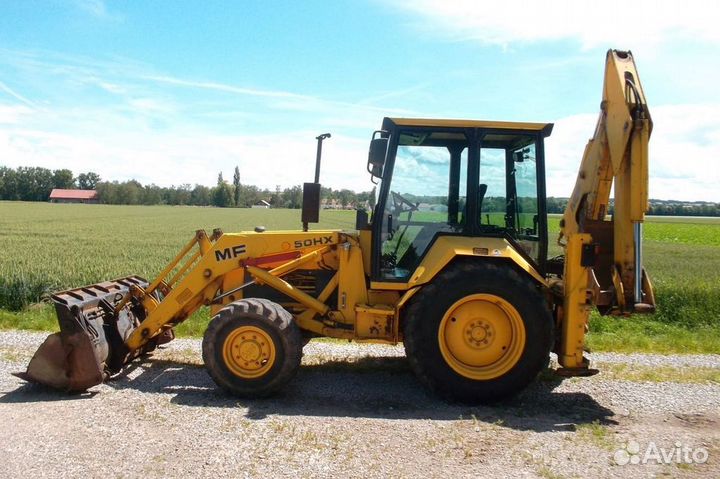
[126,230,343,350]
[558,234,592,369]
[388,117,551,131]
[372,236,546,293]
[560,50,654,314]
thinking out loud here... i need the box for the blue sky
[1,0,718,200]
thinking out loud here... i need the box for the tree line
[1,165,718,215]
[0,166,100,201]
[0,165,374,209]
[545,197,720,217]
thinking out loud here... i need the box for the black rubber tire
[403,261,553,404]
[202,298,302,398]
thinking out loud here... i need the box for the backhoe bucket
[17,276,154,392]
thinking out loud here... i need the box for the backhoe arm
[557,50,655,371]
[560,49,654,312]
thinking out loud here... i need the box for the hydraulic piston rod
[633,222,643,305]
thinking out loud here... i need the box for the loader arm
[124,230,348,351]
[557,49,655,371]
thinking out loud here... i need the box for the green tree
[213,184,233,207]
[117,180,142,204]
[242,184,262,207]
[52,169,75,189]
[166,184,192,205]
[338,189,353,208]
[77,172,101,189]
[270,184,283,207]
[233,166,241,207]
[213,172,233,207]
[95,182,118,204]
[0,166,18,200]
[282,185,303,209]
[142,184,163,205]
[190,184,211,205]
[15,167,53,201]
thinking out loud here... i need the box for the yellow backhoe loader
[18,49,655,403]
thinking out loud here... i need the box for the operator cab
[367,117,553,282]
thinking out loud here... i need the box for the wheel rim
[222,325,276,379]
[438,294,526,380]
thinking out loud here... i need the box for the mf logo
[294,236,333,248]
[215,244,247,261]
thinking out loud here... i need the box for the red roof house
[49,189,98,204]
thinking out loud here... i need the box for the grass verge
[587,315,720,354]
[597,363,720,384]
[0,305,60,332]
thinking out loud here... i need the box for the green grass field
[1,201,718,353]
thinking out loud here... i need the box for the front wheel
[403,262,553,403]
[202,298,302,398]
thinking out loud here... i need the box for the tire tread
[403,261,553,403]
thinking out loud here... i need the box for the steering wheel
[390,191,419,215]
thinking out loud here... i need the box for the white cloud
[0,50,393,193]
[144,75,309,100]
[74,0,121,22]
[3,99,718,200]
[0,105,33,124]
[546,104,720,202]
[1,45,717,201]
[0,81,38,108]
[391,0,720,50]
[145,74,414,119]
[0,120,374,192]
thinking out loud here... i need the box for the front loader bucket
[17,276,153,392]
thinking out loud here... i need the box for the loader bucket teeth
[18,275,150,392]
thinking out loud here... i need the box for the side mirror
[368,131,388,180]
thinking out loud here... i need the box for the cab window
[478,134,540,263]
[379,130,468,280]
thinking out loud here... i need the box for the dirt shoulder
[1,331,718,478]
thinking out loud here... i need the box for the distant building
[321,198,340,209]
[418,203,447,212]
[321,198,357,210]
[49,189,98,204]
[251,199,271,209]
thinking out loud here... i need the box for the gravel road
[1,331,718,478]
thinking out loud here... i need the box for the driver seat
[459,183,487,226]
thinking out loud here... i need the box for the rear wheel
[202,298,302,397]
[403,262,552,403]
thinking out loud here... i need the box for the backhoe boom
[557,49,655,371]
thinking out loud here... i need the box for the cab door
[373,128,471,281]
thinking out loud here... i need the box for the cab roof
[383,117,553,136]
